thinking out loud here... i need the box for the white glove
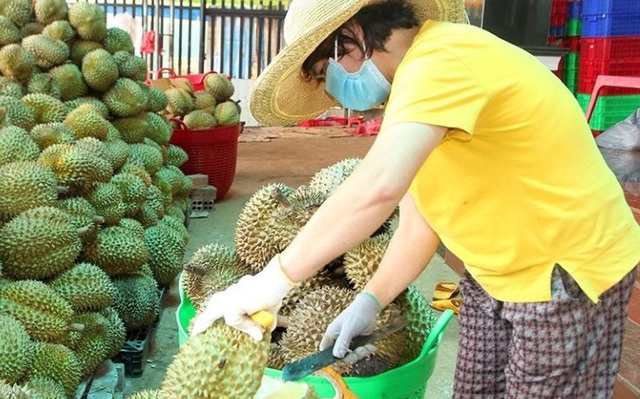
[319,292,382,358]
[190,255,296,340]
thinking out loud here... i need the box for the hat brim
[250,0,467,126]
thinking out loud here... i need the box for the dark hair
[301,0,420,81]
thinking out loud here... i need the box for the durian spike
[93,215,105,225]
[270,187,292,208]
[0,107,5,122]
[315,367,359,399]
[183,263,208,277]
[69,323,85,332]
[76,226,92,236]
[57,186,70,195]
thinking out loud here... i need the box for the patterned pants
[453,265,637,399]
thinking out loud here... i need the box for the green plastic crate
[578,93,640,130]
[566,18,582,36]
[176,274,455,399]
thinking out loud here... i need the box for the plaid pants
[453,265,637,399]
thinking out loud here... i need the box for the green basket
[577,93,640,130]
[176,275,455,399]
[566,18,582,36]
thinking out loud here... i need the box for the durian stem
[76,226,92,236]
[69,323,85,332]
[92,215,105,225]
[183,263,207,276]
[57,186,70,195]
[276,315,289,328]
[270,188,292,208]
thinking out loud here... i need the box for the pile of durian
[0,1,191,397]
[134,159,436,399]
[162,72,241,130]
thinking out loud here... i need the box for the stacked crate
[549,0,582,96]
[575,0,640,135]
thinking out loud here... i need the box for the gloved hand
[190,255,296,340]
[319,292,382,358]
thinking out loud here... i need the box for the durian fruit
[343,232,392,290]
[20,21,45,37]
[145,224,185,286]
[308,158,361,196]
[163,320,271,399]
[183,109,217,129]
[50,64,88,101]
[0,125,41,166]
[214,100,240,126]
[0,381,31,399]
[66,312,111,376]
[86,182,126,225]
[255,376,319,399]
[182,243,247,309]
[113,51,148,82]
[21,34,70,69]
[75,137,114,169]
[158,215,188,244]
[99,306,127,358]
[118,217,146,239]
[26,341,82,398]
[27,73,62,98]
[38,143,113,194]
[280,268,342,317]
[0,95,36,130]
[63,103,111,140]
[29,122,75,149]
[0,161,59,222]
[127,390,163,399]
[148,86,169,113]
[68,2,107,41]
[65,97,109,118]
[33,0,68,25]
[0,16,22,46]
[102,78,148,117]
[193,90,216,114]
[267,342,288,370]
[0,314,33,385]
[204,73,235,102]
[49,262,116,313]
[279,286,356,375]
[104,27,135,55]
[0,206,82,280]
[83,226,149,277]
[145,111,172,146]
[110,172,148,217]
[56,196,103,244]
[0,44,35,82]
[69,40,103,66]
[0,280,79,344]
[42,20,75,45]
[21,93,68,125]
[81,49,119,92]
[129,142,164,175]
[0,0,32,27]
[112,274,160,330]
[111,115,149,144]
[235,183,295,273]
[166,144,188,167]
[393,285,436,362]
[23,377,67,399]
[271,184,328,240]
[165,87,193,117]
[0,76,24,98]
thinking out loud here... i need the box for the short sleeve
[381,38,489,135]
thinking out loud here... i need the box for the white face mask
[324,37,391,111]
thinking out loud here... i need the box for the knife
[280,319,407,382]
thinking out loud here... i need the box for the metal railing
[78,0,288,79]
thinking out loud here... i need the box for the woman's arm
[280,122,447,282]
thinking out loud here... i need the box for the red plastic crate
[578,59,640,94]
[580,36,640,62]
[550,0,569,25]
[561,36,581,52]
[169,123,241,200]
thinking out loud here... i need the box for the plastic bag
[595,108,640,150]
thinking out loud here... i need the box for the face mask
[324,39,391,111]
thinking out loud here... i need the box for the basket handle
[155,67,178,79]
[169,117,187,130]
[421,309,455,355]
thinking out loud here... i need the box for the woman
[192,0,640,397]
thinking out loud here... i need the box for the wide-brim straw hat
[250,0,466,126]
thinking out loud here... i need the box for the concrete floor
[124,130,461,398]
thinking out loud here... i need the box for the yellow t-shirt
[382,21,640,303]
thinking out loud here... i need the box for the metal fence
[80,0,288,79]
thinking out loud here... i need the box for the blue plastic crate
[568,1,582,18]
[581,12,640,37]
[583,0,640,15]
[548,25,566,37]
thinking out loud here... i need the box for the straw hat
[250,0,466,126]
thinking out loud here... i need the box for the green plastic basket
[176,275,455,399]
[566,18,582,36]
[577,93,640,130]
